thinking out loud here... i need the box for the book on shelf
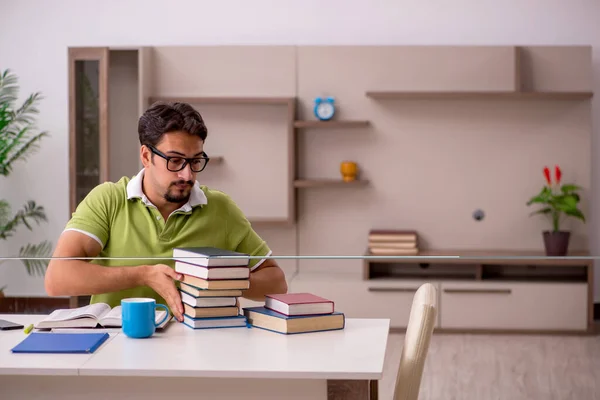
[368,247,419,255]
[367,241,417,249]
[368,229,419,255]
[173,246,250,267]
[368,229,418,242]
[34,303,171,330]
[265,293,334,316]
[243,306,345,335]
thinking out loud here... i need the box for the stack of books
[173,247,250,329]
[242,293,345,334]
[367,229,419,255]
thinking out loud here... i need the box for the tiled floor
[379,331,600,400]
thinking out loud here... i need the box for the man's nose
[178,163,194,180]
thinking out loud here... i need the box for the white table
[0,314,390,400]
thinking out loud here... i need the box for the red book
[265,293,334,316]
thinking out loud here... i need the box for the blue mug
[121,298,169,338]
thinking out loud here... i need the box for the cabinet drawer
[365,280,440,328]
[440,281,588,331]
[291,276,438,328]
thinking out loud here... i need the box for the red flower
[555,165,562,185]
[543,166,551,185]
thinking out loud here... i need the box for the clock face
[316,102,334,119]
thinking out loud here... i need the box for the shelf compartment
[481,264,588,283]
[207,156,224,165]
[367,262,479,281]
[148,96,295,105]
[294,179,369,188]
[365,91,593,100]
[293,120,370,129]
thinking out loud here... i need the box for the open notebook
[34,303,171,330]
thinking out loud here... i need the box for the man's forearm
[243,265,288,301]
[45,260,147,297]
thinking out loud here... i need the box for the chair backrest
[393,282,437,400]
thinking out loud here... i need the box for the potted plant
[526,165,585,256]
[0,69,52,296]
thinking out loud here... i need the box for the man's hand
[243,259,288,301]
[141,264,184,322]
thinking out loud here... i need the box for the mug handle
[154,304,170,327]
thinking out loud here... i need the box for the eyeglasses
[147,145,210,173]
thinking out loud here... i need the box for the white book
[172,247,250,267]
[34,303,171,329]
[175,261,250,280]
[180,291,238,308]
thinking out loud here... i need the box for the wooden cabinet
[68,46,150,214]
[439,281,588,332]
[289,275,440,329]
[68,47,109,213]
[290,252,594,333]
[68,47,150,307]
[356,251,595,334]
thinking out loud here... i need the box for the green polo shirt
[63,170,271,310]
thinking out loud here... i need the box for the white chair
[393,282,437,400]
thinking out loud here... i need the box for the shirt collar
[126,169,208,212]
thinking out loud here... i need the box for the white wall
[1,0,599,299]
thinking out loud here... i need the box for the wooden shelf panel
[208,156,224,165]
[294,179,370,188]
[365,91,593,100]
[148,96,295,105]
[293,120,370,129]
[248,217,294,226]
[363,249,593,266]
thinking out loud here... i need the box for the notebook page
[44,303,111,322]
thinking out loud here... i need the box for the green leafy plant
[526,165,585,232]
[0,69,52,292]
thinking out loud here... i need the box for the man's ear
[140,145,151,168]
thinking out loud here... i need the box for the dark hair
[138,101,208,147]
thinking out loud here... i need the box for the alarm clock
[314,96,335,121]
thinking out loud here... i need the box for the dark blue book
[182,314,249,329]
[242,306,345,334]
[11,332,110,354]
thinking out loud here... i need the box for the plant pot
[542,230,570,256]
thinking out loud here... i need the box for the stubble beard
[164,180,193,203]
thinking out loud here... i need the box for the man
[45,101,288,322]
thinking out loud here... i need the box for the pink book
[265,293,334,316]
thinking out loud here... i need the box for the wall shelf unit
[291,249,594,335]
[148,91,297,226]
[365,91,594,100]
[67,45,594,334]
[207,156,224,165]
[148,96,295,105]
[293,120,370,128]
[294,179,370,188]
[358,250,594,334]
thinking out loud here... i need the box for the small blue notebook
[11,332,110,354]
